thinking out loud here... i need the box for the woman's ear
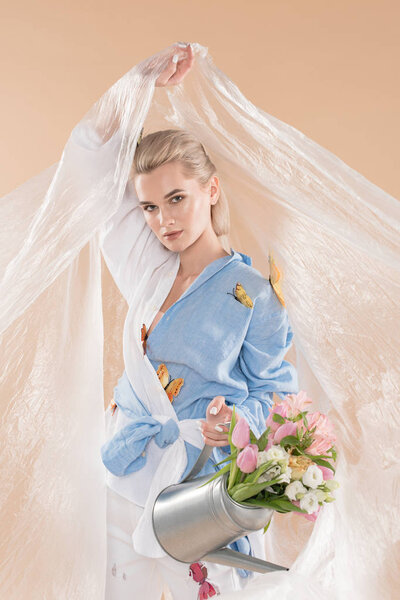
[210,174,220,205]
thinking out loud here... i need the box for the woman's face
[134,160,219,252]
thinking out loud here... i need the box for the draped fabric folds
[0,41,399,599]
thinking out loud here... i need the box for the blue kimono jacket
[101,248,299,481]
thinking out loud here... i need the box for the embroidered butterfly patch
[156,363,184,403]
[189,562,220,598]
[268,250,285,307]
[227,282,253,308]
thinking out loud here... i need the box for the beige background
[0,4,398,596]
[1,0,399,200]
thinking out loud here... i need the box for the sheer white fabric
[0,41,399,599]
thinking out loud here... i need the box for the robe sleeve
[235,281,299,437]
[69,122,169,304]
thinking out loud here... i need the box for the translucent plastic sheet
[1,41,399,599]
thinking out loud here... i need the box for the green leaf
[199,463,231,487]
[256,429,270,451]
[231,480,282,502]
[279,435,300,446]
[243,460,274,484]
[263,518,272,534]
[272,413,286,424]
[307,457,335,472]
[227,406,238,491]
[250,430,258,445]
[292,413,303,422]
[213,449,238,467]
[246,496,307,514]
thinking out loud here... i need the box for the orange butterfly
[156,363,184,403]
[268,250,285,307]
[109,399,118,416]
[141,323,148,355]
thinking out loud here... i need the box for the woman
[89,43,298,599]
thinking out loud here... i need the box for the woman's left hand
[199,396,233,447]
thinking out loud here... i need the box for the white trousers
[105,484,255,599]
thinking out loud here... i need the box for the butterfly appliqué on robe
[109,399,118,416]
[268,250,285,307]
[156,363,184,403]
[227,282,253,308]
[140,324,184,402]
[189,562,220,599]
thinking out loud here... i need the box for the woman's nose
[158,209,174,226]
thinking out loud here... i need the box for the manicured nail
[176,42,188,48]
[172,54,179,63]
[215,425,223,432]
[210,407,218,415]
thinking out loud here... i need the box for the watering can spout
[202,548,289,574]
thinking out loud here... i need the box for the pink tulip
[273,421,298,444]
[317,465,334,480]
[232,417,250,449]
[237,443,259,473]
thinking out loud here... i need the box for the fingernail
[215,425,223,432]
[172,54,179,63]
[176,42,188,48]
[210,407,218,415]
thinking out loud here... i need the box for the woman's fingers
[203,438,231,447]
[155,44,194,88]
[207,395,226,419]
[165,45,194,85]
[199,420,229,444]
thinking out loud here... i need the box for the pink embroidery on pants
[189,562,219,599]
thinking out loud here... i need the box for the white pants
[105,484,255,599]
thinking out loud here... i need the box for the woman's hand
[199,396,233,447]
[155,42,195,87]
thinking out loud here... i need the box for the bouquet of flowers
[206,391,339,527]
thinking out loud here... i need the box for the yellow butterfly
[156,363,184,403]
[268,250,285,307]
[227,282,253,308]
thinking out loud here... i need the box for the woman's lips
[164,230,183,240]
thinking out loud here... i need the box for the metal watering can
[152,445,289,574]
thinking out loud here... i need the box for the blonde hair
[132,128,231,252]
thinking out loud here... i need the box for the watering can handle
[182,443,213,482]
[182,419,232,482]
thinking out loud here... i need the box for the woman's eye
[143,196,184,212]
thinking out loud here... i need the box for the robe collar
[168,247,252,306]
